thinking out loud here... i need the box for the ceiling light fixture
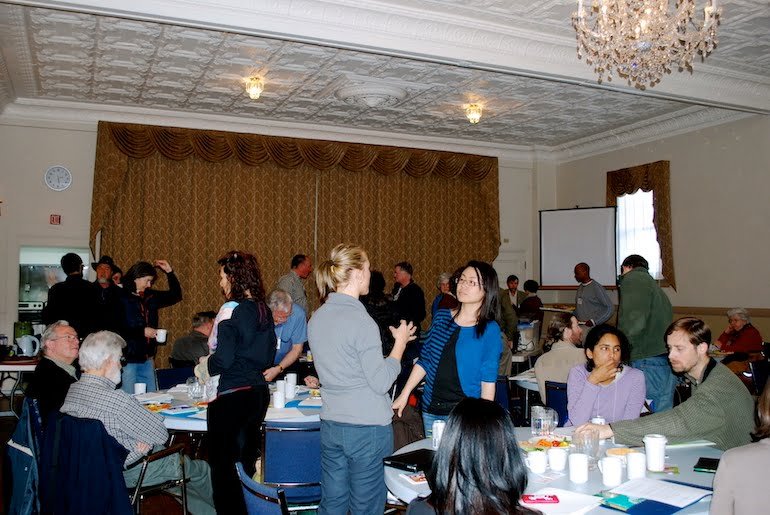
[465,104,482,124]
[246,77,264,99]
[335,84,406,108]
[572,0,721,89]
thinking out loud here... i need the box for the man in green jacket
[617,254,674,411]
[575,317,755,451]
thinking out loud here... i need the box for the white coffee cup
[643,434,667,472]
[272,390,285,409]
[276,380,286,396]
[134,383,147,395]
[569,453,589,483]
[627,451,647,480]
[155,329,167,343]
[547,447,568,471]
[525,450,548,474]
[599,456,624,487]
[285,372,298,388]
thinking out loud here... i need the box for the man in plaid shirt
[60,331,215,514]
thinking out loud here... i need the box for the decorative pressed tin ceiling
[0,1,767,150]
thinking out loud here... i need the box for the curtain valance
[106,122,496,180]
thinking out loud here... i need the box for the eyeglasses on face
[52,334,80,342]
[455,277,479,289]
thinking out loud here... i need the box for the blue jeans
[319,421,393,515]
[421,412,449,438]
[632,356,676,412]
[121,359,157,394]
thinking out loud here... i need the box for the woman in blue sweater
[393,260,502,436]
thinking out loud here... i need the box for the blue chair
[236,462,290,515]
[155,367,194,390]
[494,376,510,411]
[545,381,569,427]
[261,420,321,508]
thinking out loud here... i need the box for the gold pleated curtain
[91,122,500,366]
[606,160,675,290]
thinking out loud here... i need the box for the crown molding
[10,0,770,114]
[0,97,537,162]
[548,107,756,164]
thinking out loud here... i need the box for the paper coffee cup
[627,451,647,480]
[643,434,667,472]
[134,383,147,395]
[272,390,285,409]
[569,453,589,483]
[284,381,296,400]
[155,329,167,343]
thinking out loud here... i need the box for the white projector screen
[540,207,617,289]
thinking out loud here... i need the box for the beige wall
[0,122,97,336]
[556,114,770,313]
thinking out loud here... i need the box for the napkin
[521,488,602,515]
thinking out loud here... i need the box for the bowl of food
[519,435,571,452]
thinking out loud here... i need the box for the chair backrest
[155,367,194,390]
[39,414,133,515]
[494,377,509,410]
[236,462,290,515]
[749,360,769,395]
[262,420,321,504]
[544,381,569,427]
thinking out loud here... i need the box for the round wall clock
[44,165,72,191]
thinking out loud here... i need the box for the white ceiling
[0,0,767,153]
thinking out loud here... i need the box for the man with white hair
[25,320,80,424]
[60,331,215,515]
[263,289,307,382]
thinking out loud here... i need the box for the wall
[0,118,539,336]
[0,122,97,336]
[556,114,770,334]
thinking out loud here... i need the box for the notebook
[383,448,435,472]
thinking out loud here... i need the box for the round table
[385,427,721,514]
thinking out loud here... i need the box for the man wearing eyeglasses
[25,320,81,425]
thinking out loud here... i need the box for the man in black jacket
[25,321,80,425]
[42,253,96,337]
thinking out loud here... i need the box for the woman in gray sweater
[308,243,415,515]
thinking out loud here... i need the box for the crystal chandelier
[465,104,483,124]
[246,77,264,99]
[572,1,721,89]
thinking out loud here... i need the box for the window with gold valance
[606,160,675,290]
[91,121,500,365]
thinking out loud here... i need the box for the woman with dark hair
[393,260,502,436]
[360,270,400,356]
[118,259,182,393]
[518,279,543,323]
[565,324,646,426]
[711,381,770,514]
[196,250,276,514]
[407,398,536,515]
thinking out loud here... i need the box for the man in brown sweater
[575,317,754,451]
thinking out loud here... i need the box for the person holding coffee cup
[574,317,754,451]
[116,259,181,394]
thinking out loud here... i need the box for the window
[616,190,662,279]
[606,160,674,289]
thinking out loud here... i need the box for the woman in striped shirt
[393,260,502,436]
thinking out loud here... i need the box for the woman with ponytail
[308,243,416,515]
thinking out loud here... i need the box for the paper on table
[134,392,173,403]
[610,478,712,508]
[188,411,207,420]
[666,439,716,449]
[298,397,323,407]
[520,488,601,515]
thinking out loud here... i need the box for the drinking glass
[186,377,203,400]
[573,428,600,467]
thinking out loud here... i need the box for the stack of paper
[610,478,712,509]
[520,488,602,514]
[134,392,173,403]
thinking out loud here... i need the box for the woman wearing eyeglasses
[393,260,502,436]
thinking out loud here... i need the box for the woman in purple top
[566,324,646,426]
